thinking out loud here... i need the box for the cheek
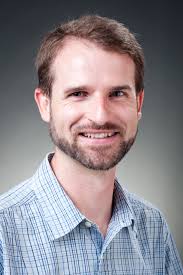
[126,115,138,136]
[57,104,83,129]
[119,107,138,135]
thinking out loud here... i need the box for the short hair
[36,15,144,97]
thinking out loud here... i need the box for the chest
[2,223,165,274]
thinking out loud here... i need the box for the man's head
[36,15,144,97]
[35,15,144,171]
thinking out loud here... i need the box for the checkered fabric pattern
[0,154,182,274]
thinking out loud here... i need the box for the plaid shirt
[0,154,182,274]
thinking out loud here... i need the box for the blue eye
[110,90,124,97]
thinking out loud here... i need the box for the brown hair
[36,15,144,96]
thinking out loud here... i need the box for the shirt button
[85,221,92,228]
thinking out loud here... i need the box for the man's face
[44,39,143,170]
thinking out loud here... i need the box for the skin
[35,38,144,236]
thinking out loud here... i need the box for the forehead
[51,38,135,88]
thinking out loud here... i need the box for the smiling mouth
[79,132,118,139]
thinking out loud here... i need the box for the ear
[34,88,51,122]
[136,90,144,120]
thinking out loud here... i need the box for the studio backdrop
[1,0,182,260]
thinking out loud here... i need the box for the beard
[49,113,137,171]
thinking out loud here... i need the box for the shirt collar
[32,153,85,240]
[112,179,136,230]
[31,153,136,241]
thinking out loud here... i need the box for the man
[0,15,182,274]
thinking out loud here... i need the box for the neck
[51,149,116,236]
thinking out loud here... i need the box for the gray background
[1,0,183,260]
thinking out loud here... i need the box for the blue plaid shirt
[0,154,182,274]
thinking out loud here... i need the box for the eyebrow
[63,85,90,95]
[109,85,132,91]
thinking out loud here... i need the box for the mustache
[73,122,126,134]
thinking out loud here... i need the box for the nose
[86,94,111,125]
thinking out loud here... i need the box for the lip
[79,130,118,133]
[78,132,120,145]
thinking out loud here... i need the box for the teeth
[83,132,115,139]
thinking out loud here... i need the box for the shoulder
[126,189,162,214]
[0,177,36,213]
[0,177,43,241]
[124,190,174,249]
[125,189,168,230]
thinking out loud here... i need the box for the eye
[110,90,125,97]
[69,91,87,97]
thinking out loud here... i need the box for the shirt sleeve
[164,224,183,274]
